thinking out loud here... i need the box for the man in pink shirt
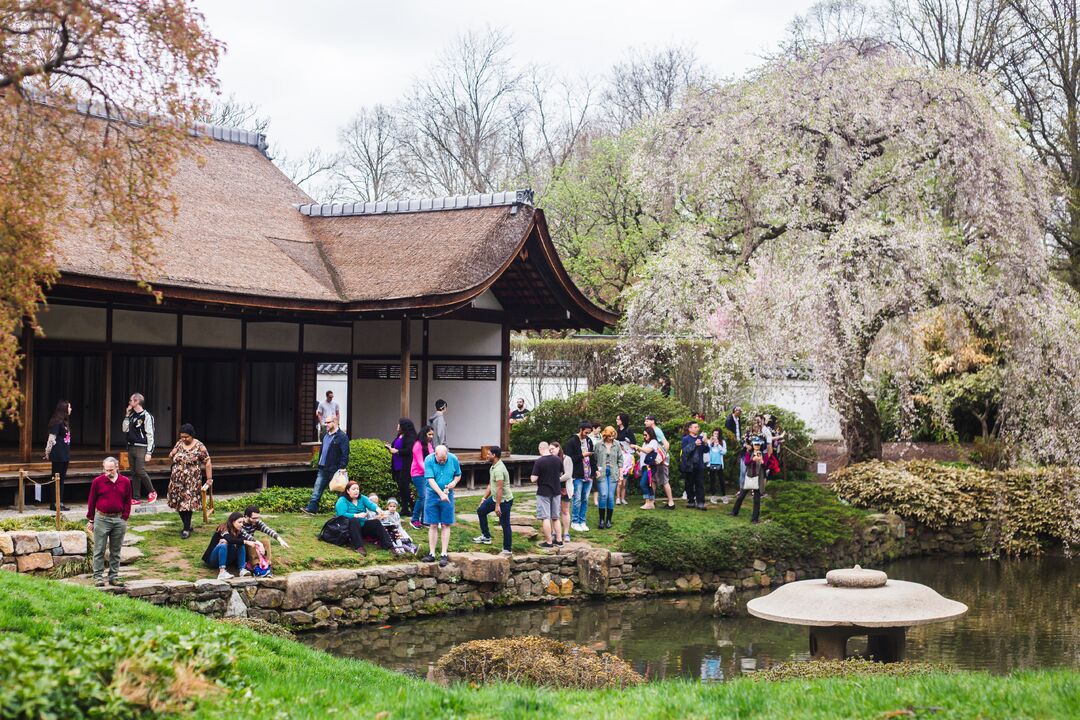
[86,456,132,587]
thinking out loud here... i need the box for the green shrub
[219,486,333,514]
[833,460,1080,555]
[760,480,867,548]
[310,438,398,501]
[0,627,239,718]
[619,515,806,572]
[509,384,690,454]
[752,658,952,682]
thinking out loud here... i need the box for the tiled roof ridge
[296,189,535,217]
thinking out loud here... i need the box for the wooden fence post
[17,470,26,513]
[54,473,62,529]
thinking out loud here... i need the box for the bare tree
[512,69,594,192]
[271,145,338,198]
[397,28,525,195]
[600,45,707,132]
[783,0,883,55]
[884,0,1017,71]
[202,93,270,134]
[331,105,405,202]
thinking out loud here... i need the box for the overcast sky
[195,1,819,159]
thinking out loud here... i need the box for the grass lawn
[2,570,1078,719]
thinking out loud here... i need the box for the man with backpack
[680,421,708,510]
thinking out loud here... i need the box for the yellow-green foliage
[833,461,1080,554]
[753,659,952,682]
[436,636,645,689]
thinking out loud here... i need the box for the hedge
[832,460,1080,555]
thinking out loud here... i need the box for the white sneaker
[499,549,512,556]
[581,523,590,532]
[472,535,492,545]
[239,569,251,577]
[217,570,233,580]
[563,533,571,542]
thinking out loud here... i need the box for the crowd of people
[73,388,786,586]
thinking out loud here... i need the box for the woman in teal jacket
[336,481,399,556]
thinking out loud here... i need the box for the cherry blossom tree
[624,44,1078,465]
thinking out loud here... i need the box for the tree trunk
[837,386,883,464]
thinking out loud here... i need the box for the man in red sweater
[86,456,132,586]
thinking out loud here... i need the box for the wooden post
[103,349,113,453]
[399,318,411,417]
[19,325,34,463]
[500,324,511,451]
[17,469,26,513]
[53,473,62,529]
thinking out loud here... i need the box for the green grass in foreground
[3,571,1078,719]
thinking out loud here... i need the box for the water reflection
[300,556,1079,682]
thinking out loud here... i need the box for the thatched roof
[53,127,616,330]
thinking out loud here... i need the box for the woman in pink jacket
[409,425,436,529]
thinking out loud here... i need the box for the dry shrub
[752,658,952,682]
[113,657,223,714]
[833,460,1080,555]
[436,636,645,689]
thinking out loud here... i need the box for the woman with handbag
[631,427,661,510]
[731,437,779,523]
[615,413,636,506]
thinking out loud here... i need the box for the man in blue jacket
[681,421,707,511]
[305,415,350,514]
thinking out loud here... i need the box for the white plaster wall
[350,363,421,441]
[112,309,177,346]
[37,304,107,343]
[428,320,501,356]
[304,324,351,354]
[183,315,241,349]
[509,375,588,409]
[246,322,299,352]
[471,289,503,311]
[314,372,349,432]
[748,379,842,440]
[353,320,422,355]
[428,361,502,449]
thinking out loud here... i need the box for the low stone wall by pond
[86,511,988,630]
[0,530,87,573]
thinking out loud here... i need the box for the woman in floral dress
[168,422,213,540]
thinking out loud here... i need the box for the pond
[300,555,1080,682]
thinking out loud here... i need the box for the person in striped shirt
[240,505,290,566]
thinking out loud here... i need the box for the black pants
[732,489,761,522]
[707,467,726,495]
[347,517,394,551]
[683,467,705,505]
[477,497,514,551]
[395,467,413,514]
[49,461,68,507]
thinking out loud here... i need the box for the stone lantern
[746,565,967,662]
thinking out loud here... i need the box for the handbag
[743,474,760,491]
[328,468,349,493]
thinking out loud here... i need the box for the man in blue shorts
[423,445,461,567]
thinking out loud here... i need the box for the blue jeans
[306,467,330,513]
[477,497,514,551]
[207,542,246,570]
[639,469,654,500]
[572,478,592,524]
[410,475,426,524]
[597,467,615,510]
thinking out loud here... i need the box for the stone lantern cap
[746,565,968,628]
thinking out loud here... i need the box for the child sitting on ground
[381,497,418,555]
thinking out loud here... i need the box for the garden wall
[0,530,87,572]
[73,512,987,630]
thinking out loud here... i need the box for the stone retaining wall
[87,512,987,630]
[0,530,87,573]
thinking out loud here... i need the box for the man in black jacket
[305,415,350,513]
[725,406,745,489]
[564,421,594,532]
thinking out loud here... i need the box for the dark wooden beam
[19,324,34,463]
[500,323,510,451]
[399,318,411,417]
[420,319,430,426]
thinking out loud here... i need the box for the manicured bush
[760,480,867,548]
[833,460,1080,554]
[310,438,398,501]
[509,384,690,455]
[619,514,806,572]
[0,627,238,719]
[435,636,644,689]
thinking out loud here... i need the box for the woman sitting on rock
[336,480,398,556]
[202,511,254,580]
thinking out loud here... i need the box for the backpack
[318,516,351,547]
